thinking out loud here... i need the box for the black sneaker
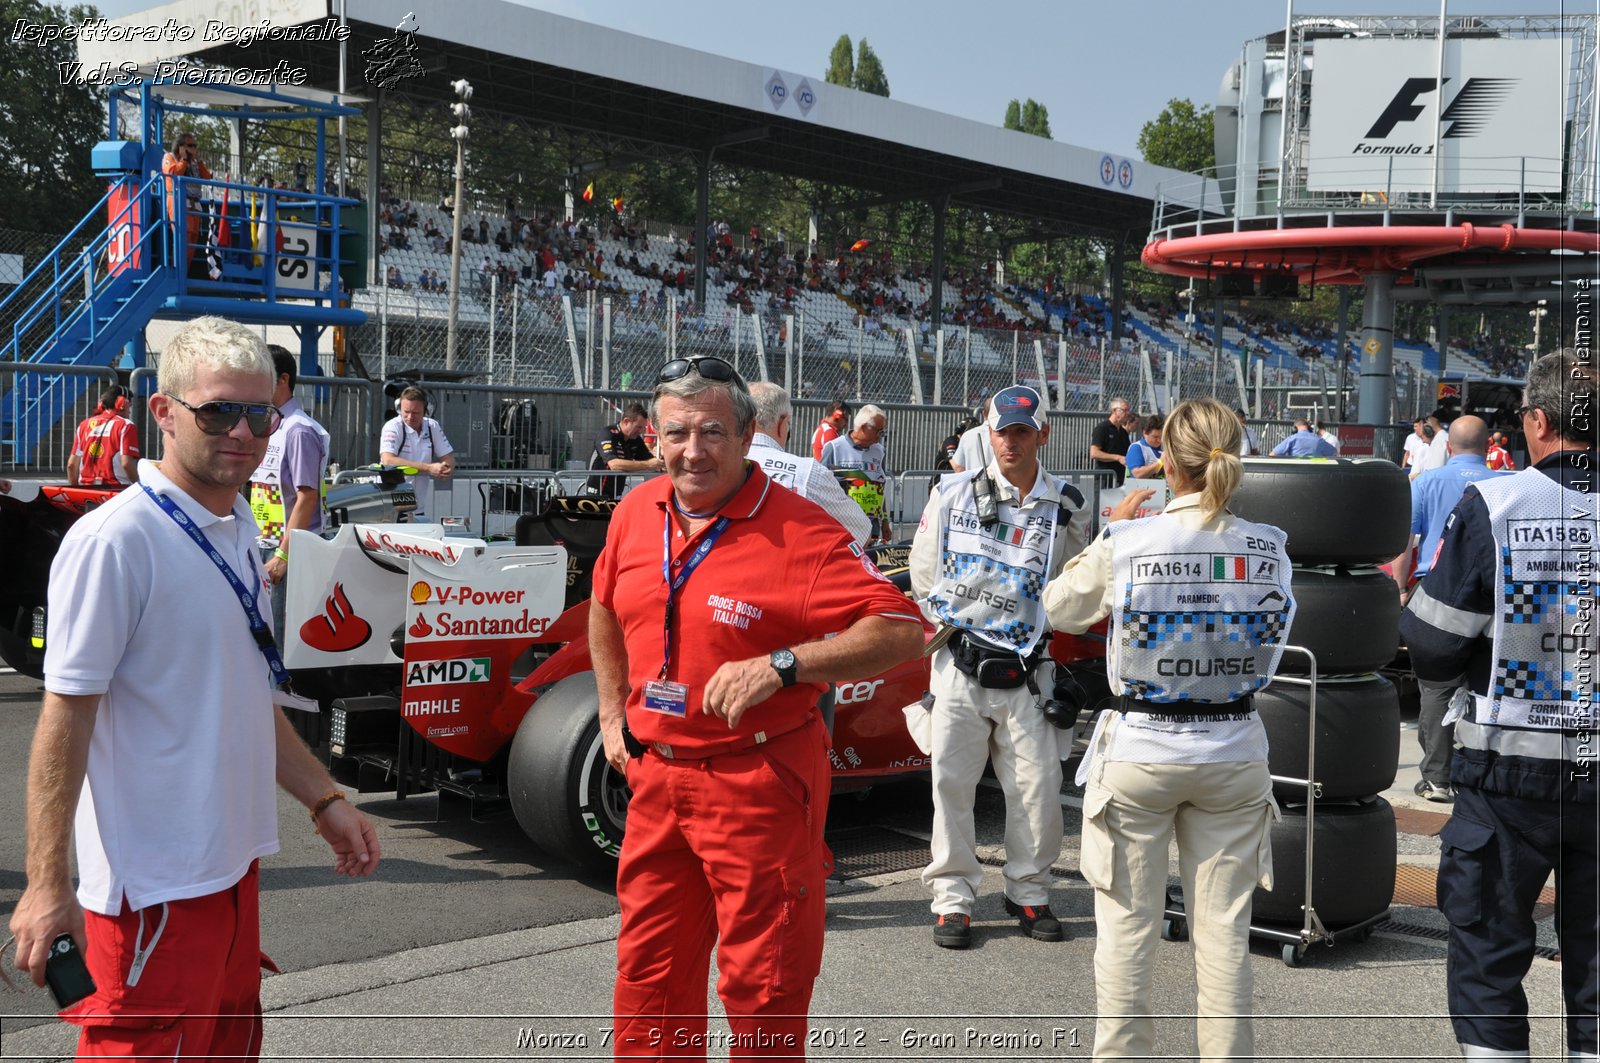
[932,913,971,949]
[1414,779,1455,803]
[1004,897,1066,942]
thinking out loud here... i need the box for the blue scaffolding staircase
[1,77,368,467]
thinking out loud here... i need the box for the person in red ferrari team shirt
[809,399,850,461]
[67,385,141,487]
[1485,430,1517,471]
[590,356,924,1060]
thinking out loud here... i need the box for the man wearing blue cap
[909,384,1092,948]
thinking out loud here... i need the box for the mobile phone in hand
[44,934,96,1008]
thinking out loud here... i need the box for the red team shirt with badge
[592,463,921,754]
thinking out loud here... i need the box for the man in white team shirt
[380,385,455,520]
[8,315,378,1060]
[748,382,872,545]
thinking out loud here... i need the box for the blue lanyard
[141,484,291,688]
[659,512,730,680]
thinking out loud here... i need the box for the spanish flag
[582,182,594,203]
[849,238,870,252]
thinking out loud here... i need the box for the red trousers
[66,861,274,1061]
[613,719,834,1062]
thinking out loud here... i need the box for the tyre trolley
[1161,645,1392,966]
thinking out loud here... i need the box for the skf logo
[1362,77,1516,150]
[405,657,490,687]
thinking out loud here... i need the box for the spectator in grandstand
[588,403,663,500]
[1391,415,1504,803]
[810,400,851,461]
[748,382,872,545]
[1089,397,1133,487]
[1402,417,1431,469]
[1486,431,1516,471]
[1270,419,1336,458]
[379,386,455,521]
[1315,421,1341,454]
[1235,408,1260,457]
[1044,397,1296,1063]
[67,385,140,487]
[1125,414,1165,479]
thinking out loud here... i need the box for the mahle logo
[406,657,491,687]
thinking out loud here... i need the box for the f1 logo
[1366,76,1517,139]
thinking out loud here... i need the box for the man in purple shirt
[249,346,331,644]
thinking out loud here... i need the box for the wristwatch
[769,648,798,688]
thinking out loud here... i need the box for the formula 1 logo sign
[1307,37,1562,195]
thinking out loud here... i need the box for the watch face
[772,649,796,671]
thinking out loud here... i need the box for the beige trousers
[1079,715,1276,1063]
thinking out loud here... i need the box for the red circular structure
[1142,222,1600,286]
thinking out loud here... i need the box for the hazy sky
[85,0,1543,157]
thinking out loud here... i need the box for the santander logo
[299,582,374,652]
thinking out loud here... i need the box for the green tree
[0,0,108,231]
[1136,98,1215,174]
[825,34,854,88]
[1004,99,1051,138]
[1021,99,1051,139]
[853,39,889,97]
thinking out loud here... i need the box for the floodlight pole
[446,80,473,370]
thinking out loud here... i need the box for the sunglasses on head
[656,357,744,386]
[166,395,282,437]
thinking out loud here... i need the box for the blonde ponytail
[1163,398,1243,522]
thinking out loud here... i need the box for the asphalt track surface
[0,668,1578,1061]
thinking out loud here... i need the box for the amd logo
[1363,76,1517,144]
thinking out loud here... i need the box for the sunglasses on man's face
[166,395,282,437]
[656,357,744,387]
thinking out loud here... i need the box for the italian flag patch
[1213,555,1248,580]
[991,523,1025,546]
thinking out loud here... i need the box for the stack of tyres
[1231,457,1411,935]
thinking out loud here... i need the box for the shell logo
[410,581,432,604]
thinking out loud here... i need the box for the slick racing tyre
[1257,676,1401,801]
[1251,796,1396,927]
[1279,566,1402,676]
[1231,458,1409,565]
[507,672,627,874]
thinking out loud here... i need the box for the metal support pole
[445,135,466,370]
[562,294,582,387]
[584,288,595,388]
[510,286,519,386]
[488,272,498,384]
[668,293,678,358]
[1335,287,1352,420]
[751,313,769,382]
[1357,273,1397,424]
[602,296,612,390]
[784,313,794,391]
[1033,339,1050,412]
[934,328,944,406]
[930,195,948,343]
[964,326,972,406]
[694,150,710,308]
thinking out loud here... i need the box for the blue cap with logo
[987,385,1045,431]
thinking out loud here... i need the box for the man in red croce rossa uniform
[590,356,924,1060]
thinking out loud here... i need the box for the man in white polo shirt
[8,316,379,1061]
